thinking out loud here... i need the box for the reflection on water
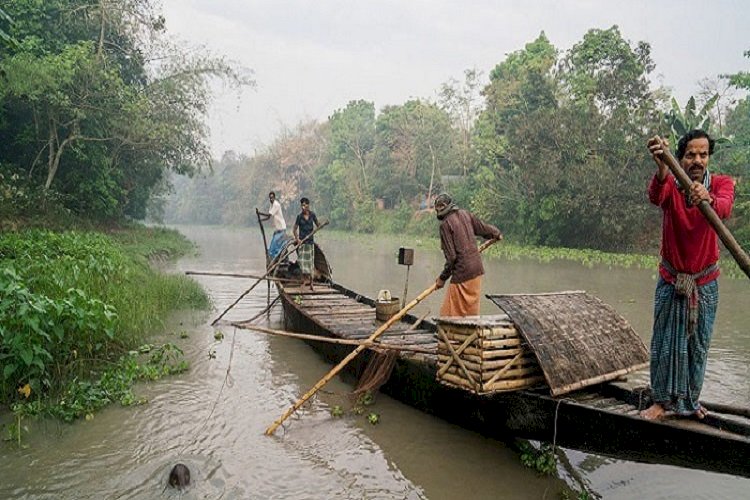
[0,225,747,499]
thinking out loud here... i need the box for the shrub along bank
[0,226,209,427]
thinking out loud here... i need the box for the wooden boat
[241,246,750,478]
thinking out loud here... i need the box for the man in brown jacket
[434,193,502,316]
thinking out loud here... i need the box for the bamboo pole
[185,270,298,282]
[264,237,498,435]
[211,221,329,325]
[234,324,434,354]
[656,141,750,280]
[256,208,271,307]
[256,208,270,261]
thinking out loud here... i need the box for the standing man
[293,197,320,290]
[258,191,287,260]
[434,193,502,316]
[641,130,735,421]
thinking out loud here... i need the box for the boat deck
[281,284,438,360]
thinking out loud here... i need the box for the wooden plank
[296,298,364,306]
[304,307,374,315]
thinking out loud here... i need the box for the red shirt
[648,173,735,285]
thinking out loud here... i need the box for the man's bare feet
[693,405,709,420]
[640,403,666,421]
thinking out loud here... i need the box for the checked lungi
[650,276,719,415]
[297,243,315,276]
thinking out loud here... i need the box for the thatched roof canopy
[487,291,649,396]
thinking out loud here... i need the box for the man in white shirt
[258,191,288,259]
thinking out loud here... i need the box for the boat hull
[278,283,750,478]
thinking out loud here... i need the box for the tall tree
[438,68,484,176]
[0,0,251,220]
[328,100,376,196]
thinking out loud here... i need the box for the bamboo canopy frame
[264,237,499,436]
[656,139,750,280]
[211,220,329,325]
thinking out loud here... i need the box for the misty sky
[161,0,750,157]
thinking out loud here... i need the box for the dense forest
[0,0,251,225]
[163,30,750,253]
[1,3,748,252]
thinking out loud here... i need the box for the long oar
[211,221,329,325]
[264,237,499,435]
[656,140,750,280]
[256,208,271,305]
[256,208,270,261]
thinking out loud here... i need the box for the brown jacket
[438,209,501,284]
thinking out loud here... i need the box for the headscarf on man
[434,192,458,220]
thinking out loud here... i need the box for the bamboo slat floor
[282,283,439,358]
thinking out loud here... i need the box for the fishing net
[351,350,398,398]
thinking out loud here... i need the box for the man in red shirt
[434,193,502,316]
[641,130,735,421]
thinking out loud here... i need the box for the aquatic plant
[0,227,208,419]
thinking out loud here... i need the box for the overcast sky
[161,0,750,157]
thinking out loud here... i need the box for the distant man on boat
[434,193,502,316]
[258,191,288,260]
[641,130,735,421]
[293,197,320,291]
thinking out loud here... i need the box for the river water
[0,225,747,499]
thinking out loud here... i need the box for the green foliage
[724,49,750,90]
[665,95,731,149]
[11,343,188,426]
[562,26,654,114]
[0,227,208,411]
[518,441,557,475]
[330,405,344,418]
[472,26,662,251]
[0,7,17,47]
[0,268,117,398]
[164,33,750,257]
[0,0,251,222]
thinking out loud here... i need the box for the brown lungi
[440,275,482,317]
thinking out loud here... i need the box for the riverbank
[317,228,746,279]
[0,225,210,435]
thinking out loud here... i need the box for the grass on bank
[0,225,209,431]
[320,220,745,280]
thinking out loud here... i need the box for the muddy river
[1,225,747,499]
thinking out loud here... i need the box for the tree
[328,100,376,196]
[472,27,663,250]
[561,25,655,117]
[0,0,252,220]
[0,7,16,47]
[474,32,558,173]
[438,68,484,176]
[375,100,457,206]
